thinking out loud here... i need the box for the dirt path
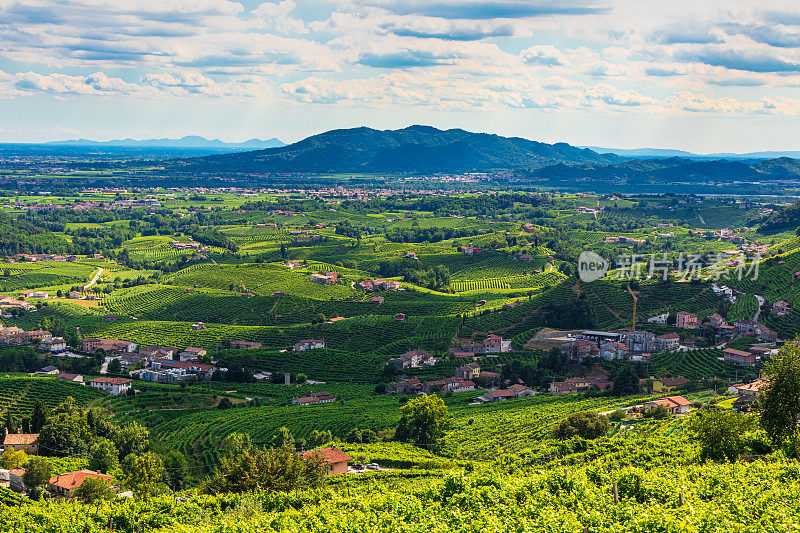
[84,267,103,290]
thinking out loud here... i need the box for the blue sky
[2,0,800,152]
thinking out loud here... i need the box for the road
[754,294,765,322]
[84,267,104,290]
[100,356,112,374]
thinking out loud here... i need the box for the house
[301,447,352,475]
[191,322,206,330]
[562,339,596,361]
[394,313,406,322]
[19,290,48,299]
[272,291,286,298]
[371,296,384,305]
[650,377,689,393]
[390,349,434,369]
[81,338,137,354]
[549,381,579,394]
[178,347,207,361]
[656,333,680,351]
[284,260,302,269]
[579,331,623,344]
[625,330,655,353]
[32,365,59,375]
[717,324,737,340]
[292,391,337,406]
[723,348,757,366]
[727,379,765,400]
[455,363,480,380]
[2,431,39,454]
[68,291,81,299]
[40,337,66,352]
[56,373,84,384]
[644,395,692,415]
[386,379,423,395]
[103,315,118,322]
[151,360,215,380]
[8,467,25,492]
[483,389,516,402]
[229,341,262,350]
[482,334,512,353]
[479,371,501,384]
[599,342,628,361]
[139,345,179,360]
[706,313,727,327]
[293,339,326,352]
[676,312,699,329]
[748,345,776,359]
[509,384,536,398]
[461,246,482,255]
[755,325,778,342]
[88,377,133,395]
[733,320,758,335]
[48,470,114,498]
[309,272,338,285]
[647,313,669,324]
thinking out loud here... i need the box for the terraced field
[0,378,104,417]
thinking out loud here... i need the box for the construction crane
[627,285,638,331]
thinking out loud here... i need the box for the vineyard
[0,378,104,417]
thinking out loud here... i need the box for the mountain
[46,136,285,150]
[177,125,623,173]
[585,146,800,160]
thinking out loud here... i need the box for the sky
[2,0,800,152]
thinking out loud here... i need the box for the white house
[293,339,326,352]
[88,377,133,395]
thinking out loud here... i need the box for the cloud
[520,45,564,66]
[675,47,799,73]
[357,49,458,68]
[367,0,609,20]
[381,20,514,41]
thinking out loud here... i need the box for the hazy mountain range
[46,135,285,150]
[583,146,800,160]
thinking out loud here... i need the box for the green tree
[221,433,253,460]
[30,400,48,433]
[553,411,609,440]
[107,358,122,374]
[272,426,295,450]
[0,449,27,469]
[38,412,92,456]
[163,450,189,491]
[22,456,52,490]
[88,438,119,473]
[113,422,150,459]
[759,343,800,451]
[611,364,640,396]
[395,394,450,452]
[74,476,116,504]
[124,452,165,499]
[692,408,756,462]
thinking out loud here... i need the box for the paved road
[100,356,112,374]
[84,267,104,290]
[754,294,765,321]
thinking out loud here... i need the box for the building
[229,340,262,349]
[772,301,791,317]
[309,272,338,285]
[562,339,596,361]
[624,330,655,353]
[40,337,66,352]
[88,377,133,395]
[649,377,689,393]
[2,431,39,454]
[301,447,352,475]
[56,373,84,384]
[579,331,623,344]
[706,313,727,327]
[8,467,26,492]
[647,313,669,324]
[723,348,757,366]
[178,347,207,361]
[454,363,480,380]
[293,339,326,352]
[48,470,114,498]
[139,345,178,360]
[386,379,423,395]
[655,333,680,351]
[81,338,137,354]
[394,313,406,322]
[508,384,536,398]
[599,342,628,361]
[292,391,337,406]
[32,365,59,375]
[676,312,699,329]
[191,322,206,330]
[644,396,692,415]
[727,379,765,399]
[483,389,516,402]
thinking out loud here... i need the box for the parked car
[367,463,379,470]
[352,463,365,470]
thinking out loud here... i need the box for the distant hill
[177,125,623,173]
[47,136,285,151]
[585,146,800,160]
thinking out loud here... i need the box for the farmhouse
[482,389,516,402]
[81,338,137,354]
[386,378,423,394]
[644,395,692,415]
[293,339,326,352]
[723,348,757,366]
[3,431,39,454]
[309,272,338,285]
[88,377,133,395]
[48,470,114,498]
[292,391,337,405]
[706,313,727,327]
[394,313,407,322]
[179,347,207,361]
[191,322,206,330]
[56,372,84,384]
[32,365,59,375]
[301,447,352,475]
[647,313,669,324]
[139,345,179,360]
[455,362,480,379]
[40,337,66,352]
[508,384,536,397]
[599,342,628,361]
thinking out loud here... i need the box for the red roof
[485,389,516,398]
[3,433,38,446]
[49,470,113,491]
[301,447,352,465]
[89,377,133,385]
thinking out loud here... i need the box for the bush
[552,412,609,440]
[608,410,626,421]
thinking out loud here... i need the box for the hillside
[177,125,623,173]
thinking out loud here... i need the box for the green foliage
[88,438,119,473]
[395,394,450,452]
[22,456,52,490]
[123,452,165,499]
[74,476,116,504]
[553,411,609,440]
[692,409,757,462]
[759,343,800,448]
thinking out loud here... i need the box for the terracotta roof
[3,433,39,446]
[658,333,680,339]
[9,467,24,477]
[89,377,133,385]
[301,447,352,465]
[485,389,516,398]
[508,384,532,392]
[57,373,81,381]
[49,470,113,491]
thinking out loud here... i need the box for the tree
[88,438,119,473]
[74,476,115,504]
[124,452,165,499]
[162,450,189,491]
[395,394,450,452]
[39,412,92,456]
[221,432,253,460]
[692,409,756,462]
[611,364,640,396]
[22,456,52,490]
[759,343,800,451]
[280,243,287,259]
[3,411,17,434]
[272,426,295,450]
[218,397,233,410]
[204,445,327,494]
[296,373,307,384]
[308,430,333,448]
[30,400,48,433]
[552,412,609,440]
[107,358,122,374]
[113,422,150,459]
[0,449,27,469]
